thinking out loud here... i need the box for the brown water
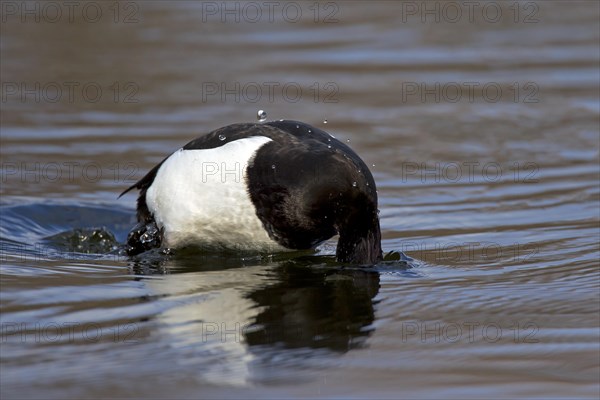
[1,1,599,398]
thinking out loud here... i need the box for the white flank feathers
[145,136,287,252]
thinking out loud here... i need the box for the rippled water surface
[1,2,599,399]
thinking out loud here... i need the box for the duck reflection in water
[129,255,380,353]
[244,261,380,352]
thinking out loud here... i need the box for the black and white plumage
[121,120,382,264]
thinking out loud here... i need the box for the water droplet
[308,129,312,133]
[352,181,357,187]
[296,125,300,129]
[327,138,331,142]
[257,110,267,122]
[271,164,276,170]
[327,145,332,149]
[358,169,362,173]
[219,134,226,141]
[324,215,328,219]
[323,119,328,124]
[346,139,351,143]
[372,164,376,167]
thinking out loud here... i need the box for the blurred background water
[1,1,599,398]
